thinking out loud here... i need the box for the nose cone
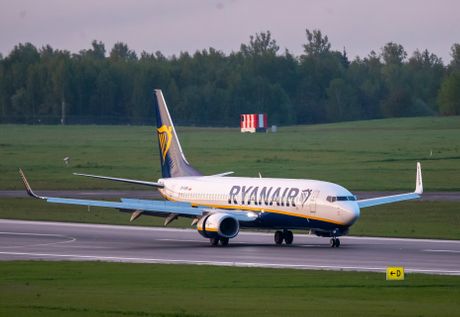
[343,202,360,225]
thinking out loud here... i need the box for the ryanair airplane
[20,89,423,248]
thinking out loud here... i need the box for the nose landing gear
[330,237,341,248]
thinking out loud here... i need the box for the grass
[2,118,459,317]
[1,116,460,191]
[350,200,460,239]
[0,261,459,317]
[1,198,459,240]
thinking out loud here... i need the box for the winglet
[18,169,45,200]
[208,171,234,177]
[415,162,423,195]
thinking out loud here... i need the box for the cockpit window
[327,195,357,202]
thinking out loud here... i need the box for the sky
[0,0,459,63]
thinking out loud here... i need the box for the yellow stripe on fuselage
[159,191,346,226]
[195,203,345,226]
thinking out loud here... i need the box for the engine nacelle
[197,213,239,239]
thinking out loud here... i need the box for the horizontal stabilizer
[73,173,164,188]
[207,171,234,177]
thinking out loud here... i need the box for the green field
[1,198,459,240]
[1,119,459,317]
[1,117,459,240]
[0,262,459,317]
[1,116,460,191]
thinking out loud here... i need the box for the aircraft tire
[330,238,336,247]
[274,231,284,245]
[220,237,229,246]
[330,238,341,248]
[284,230,294,244]
[210,238,219,246]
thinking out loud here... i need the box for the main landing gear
[210,237,229,247]
[330,237,341,248]
[274,230,294,245]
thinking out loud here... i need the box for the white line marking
[0,231,68,237]
[1,219,459,244]
[0,251,459,275]
[0,232,76,248]
[423,249,460,254]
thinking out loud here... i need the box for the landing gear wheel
[274,231,284,245]
[330,238,341,248]
[284,230,294,245]
[220,237,229,246]
[330,238,335,248]
[210,238,219,246]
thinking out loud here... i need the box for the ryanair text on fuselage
[228,185,312,207]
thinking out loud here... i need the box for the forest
[0,29,459,126]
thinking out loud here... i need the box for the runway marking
[156,238,205,243]
[0,232,76,248]
[423,249,460,254]
[0,231,69,237]
[0,251,459,275]
[1,219,459,244]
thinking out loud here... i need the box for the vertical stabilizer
[154,89,202,178]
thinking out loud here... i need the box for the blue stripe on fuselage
[240,211,349,233]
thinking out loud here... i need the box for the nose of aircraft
[343,202,360,225]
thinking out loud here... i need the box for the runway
[1,219,459,275]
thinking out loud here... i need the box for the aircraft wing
[357,192,420,208]
[357,162,423,208]
[19,169,256,223]
[119,199,257,222]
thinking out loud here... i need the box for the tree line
[0,29,459,126]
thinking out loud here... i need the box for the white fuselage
[158,176,360,229]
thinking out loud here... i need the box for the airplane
[19,89,423,248]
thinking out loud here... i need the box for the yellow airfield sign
[386,267,405,280]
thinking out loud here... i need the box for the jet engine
[197,213,239,239]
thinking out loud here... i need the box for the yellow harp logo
[157,125,173,162]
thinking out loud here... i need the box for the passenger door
[309,190,320,213]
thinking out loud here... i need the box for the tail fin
[154,89,202,178]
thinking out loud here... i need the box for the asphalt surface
[1,219,459,275]
[2,190,460,201]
